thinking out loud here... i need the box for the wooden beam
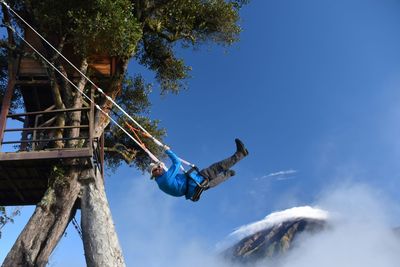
[7,107,91,118]
[89,85,95,156]
[4,125,90,132]
[0,195,43,206]
[100,132,104,178]
[0,166,26,202]
[0,3,17,151]
[2,136,89,144]
[0,148,92,161]
[0,78,16,150]
[16,79,50,86]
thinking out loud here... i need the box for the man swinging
[148,139,249,201]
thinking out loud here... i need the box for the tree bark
[2,166,82,267]
[2,5,127,264]
[81,169,126,267]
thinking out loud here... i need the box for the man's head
[148,162,165,179]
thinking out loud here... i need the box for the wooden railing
[0,86,104,176]
[0,105,93,152]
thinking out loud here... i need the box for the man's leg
[200,153,244,179]
[200,139,248,180]
[206,170,235,188]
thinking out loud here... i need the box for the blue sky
[3,0,400,266]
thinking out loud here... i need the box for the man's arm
[164,149,182,178]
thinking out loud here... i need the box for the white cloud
[276,184,400,267]
[109,172,400,267]
[110,174,235,267]
[254,169,298,181]
[230,206,328,239]
[217,184,400,267]
[266,170,298,178]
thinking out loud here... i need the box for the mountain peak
[224,206,329,263]
[230,206,329,240]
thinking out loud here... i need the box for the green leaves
[105,75,166,171]
[135,0,248,93]
[0,206,21,239]
[28,0,142,58]
[137,35,190,93]
[1,0,248,171]
[68,0,142,57]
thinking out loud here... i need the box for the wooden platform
[0,149,92,206]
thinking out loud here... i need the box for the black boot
[235,138,249,156]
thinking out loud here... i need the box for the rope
[71,217,83,240]
[4,23,162,164]
[124,122,145,147]
[1,0,195,168]
[1,0,165,147]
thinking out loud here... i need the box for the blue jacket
[154,150,204,199]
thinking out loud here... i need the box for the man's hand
[163,144,170,150]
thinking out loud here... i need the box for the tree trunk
[2,166,82,267]
[2,164,127,267]
[81,169,126,267]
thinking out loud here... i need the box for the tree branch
[94,58,129,138]
[0,39,17,51]
[66,59,88,148]
[143,20,196,44]
[133,0,171,22]
[48,69,66,149]
[104,143,138,164]
[1,5,15,49]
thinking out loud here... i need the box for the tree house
[0,28,114,206]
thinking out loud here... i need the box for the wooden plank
[90,63,111,75]
[5,125,89,132]
[88,56,112,76]
[0,166,26,202]
[0,79,16,150]
[100,132,104,178]
[89,86,94,152]
[0,193,44,206]
[0,149,92,161]
[19,58,47,76]
[7,107,91,118]
[2,136,88,144]
[0,186,46,194]
[16,80,50,86]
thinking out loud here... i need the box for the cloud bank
[271,185,400,267]
[110,175,233,267]
[265,170,298,178]
[111,173,400,267]
[229,206,329,240]
[254,169,298,181]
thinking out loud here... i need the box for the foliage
[134,0,248,93]
[1,0,248,171]
[67,0,142,58]
[0,2,249,263]
[0,206,21,238]
[105,75,166,171]
[0,49,22,111]
[15,0,142,58]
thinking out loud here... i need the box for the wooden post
[100,131,104,178]
[1,5,18,151]
[89,85,94,155]
[0,78,16,150]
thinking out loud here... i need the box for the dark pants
[200,152,245,189]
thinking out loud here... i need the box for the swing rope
[1,0,196,169]
[3,21,163,165]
